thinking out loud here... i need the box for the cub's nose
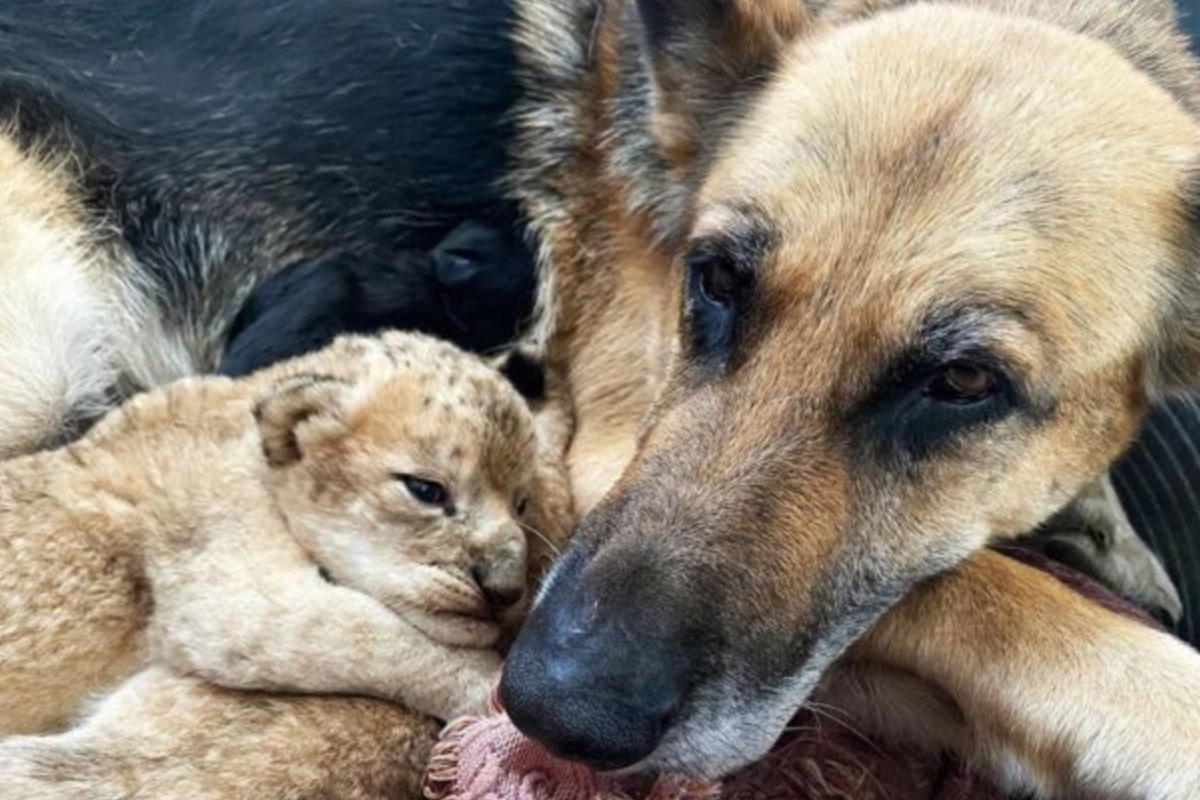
[473,521,528,615]
[471,561,526,615]
[474,569,525,613]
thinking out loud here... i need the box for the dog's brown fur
[501,0,1200,796]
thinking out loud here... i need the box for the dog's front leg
[857,549,1200,800]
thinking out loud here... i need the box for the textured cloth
[424,697,720,800]
[423,549,1159,800]
[1111,396,1200,646]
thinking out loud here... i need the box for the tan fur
[858,551,1200,797]
[0,331,564,738]
[0,135,116,456]
[0,668,439,800]
[505,0,1200,796]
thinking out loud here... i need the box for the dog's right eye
[396,475,448,507]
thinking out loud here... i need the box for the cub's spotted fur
[0,332,568,736]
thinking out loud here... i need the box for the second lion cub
[0,332,564,736]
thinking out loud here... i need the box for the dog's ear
[254,374,356,467]
[1148,178,1200,395]
[636,0,812,164]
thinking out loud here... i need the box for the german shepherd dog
[1,0,1200,799]
[500,0,1200,797]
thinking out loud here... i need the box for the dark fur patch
[0,0,527,367]
[498,351,546,403]
[219,208,537,377]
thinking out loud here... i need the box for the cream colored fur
[0,331,550,737]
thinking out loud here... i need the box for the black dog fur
[219,205,537,377]
[0,0,528,376]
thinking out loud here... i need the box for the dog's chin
[609,669,826,781]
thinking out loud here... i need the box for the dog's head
[255,332,540,648]
[503,0,1200,776]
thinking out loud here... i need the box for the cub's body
[0,333,552,736]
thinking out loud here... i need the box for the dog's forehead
[693,5,1200,380]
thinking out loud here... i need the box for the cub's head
[254,332,542,648]
[504,0,1200,778]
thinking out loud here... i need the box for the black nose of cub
[471,566,525,615]
[499,546,692,770]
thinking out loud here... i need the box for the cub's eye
[515,494,530,517]
[396,475,448,507]
[925,360,997,404]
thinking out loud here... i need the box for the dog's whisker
[517,519,562,556]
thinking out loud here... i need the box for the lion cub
[0,332,559,736]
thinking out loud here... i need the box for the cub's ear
[254,374,355,467]
[636,0,812,163]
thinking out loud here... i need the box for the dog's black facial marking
[859,353,1018,461]
[854,306,1041,462]
[683,225,772,370]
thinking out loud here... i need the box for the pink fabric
[424,698,719,800]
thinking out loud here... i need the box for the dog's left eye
[925,361,997,404]
[861,355,1018,461]
[686,249,740,361]
[396,475,449,507]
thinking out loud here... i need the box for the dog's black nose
[499,546,690,770]
[501,650,666,768]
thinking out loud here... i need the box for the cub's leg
[151,542,501,721]
[858,549,1200,800]
[0,667,436,800]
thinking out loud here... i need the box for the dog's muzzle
[500,546,694,770]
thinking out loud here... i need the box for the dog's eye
[686,249,740,361]
[697,256,737,307]
[396,474,448,507]
[859,355,1018,461]
[925,361,996,404]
